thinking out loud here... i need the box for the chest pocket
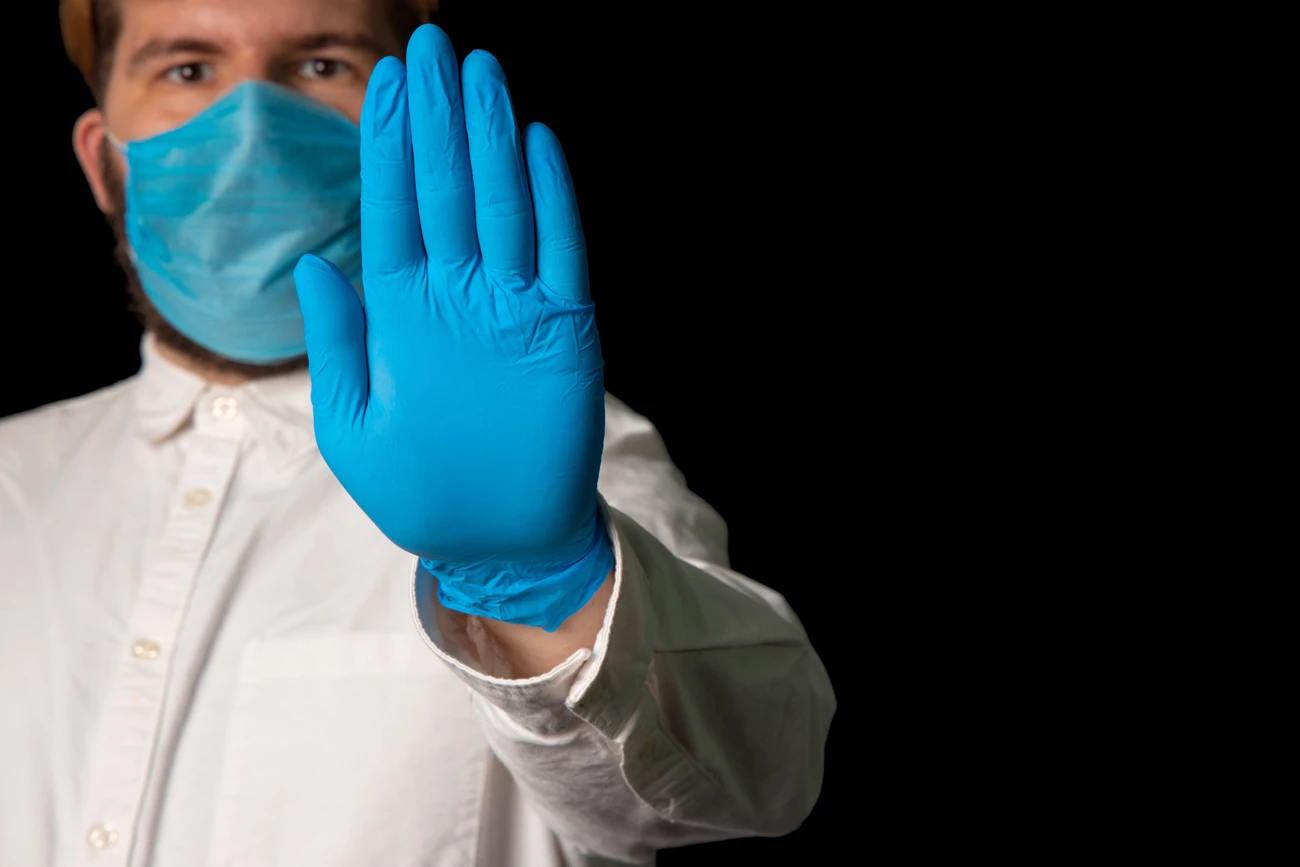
[207,633,486,867]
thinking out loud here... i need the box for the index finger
[360,56,425,286]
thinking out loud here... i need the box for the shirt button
[211,396,238,419]
[184,488,213,509]
[131,639,162,661]
[87,823,118,850]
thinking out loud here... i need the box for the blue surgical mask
[113,81,363,364]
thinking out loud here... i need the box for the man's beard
[99,141,309,379]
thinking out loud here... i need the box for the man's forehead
[118,0,386,48]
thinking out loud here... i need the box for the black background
[9,1,854,862]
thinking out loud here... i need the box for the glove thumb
[294,254,368,438]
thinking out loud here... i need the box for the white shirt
[0,337,835,867]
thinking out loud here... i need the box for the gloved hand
[293,25,613,632]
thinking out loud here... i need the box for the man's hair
[60,0,440,100]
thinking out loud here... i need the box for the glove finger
[406,24,480,272]
[360,56,425,297]
[523,123,589,303]
[462,49,536,284]
[294,254,369,436]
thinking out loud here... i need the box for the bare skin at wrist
[438,572,615,680]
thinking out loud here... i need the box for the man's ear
[72,108,118,215]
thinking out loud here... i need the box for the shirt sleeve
[408,395,836,863]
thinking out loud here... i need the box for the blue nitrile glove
[292,25,613,632]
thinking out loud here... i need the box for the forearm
[411,507,834,859]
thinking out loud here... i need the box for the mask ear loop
[103,129,139,264]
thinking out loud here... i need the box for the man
[0,0,835,864]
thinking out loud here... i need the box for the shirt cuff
[408,503,651,738]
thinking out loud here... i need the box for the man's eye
[299,59,350,79]
[164,63,213,84]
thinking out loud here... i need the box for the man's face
[72,0,408,376]
[77,0,405,209]
[105,0,401,135]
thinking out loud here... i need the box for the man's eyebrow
[128,38,224,74]
[285,32,389,55]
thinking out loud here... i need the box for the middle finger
[406,24,480,272]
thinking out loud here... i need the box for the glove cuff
[422,504,616,633]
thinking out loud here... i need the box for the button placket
[77,406,245,865]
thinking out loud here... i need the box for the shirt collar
[133,335,208,443]
[132,335,316,465]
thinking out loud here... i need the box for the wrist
[469,570,615,679]
[421,502,614,632]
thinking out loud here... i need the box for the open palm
[293,25,612,628]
